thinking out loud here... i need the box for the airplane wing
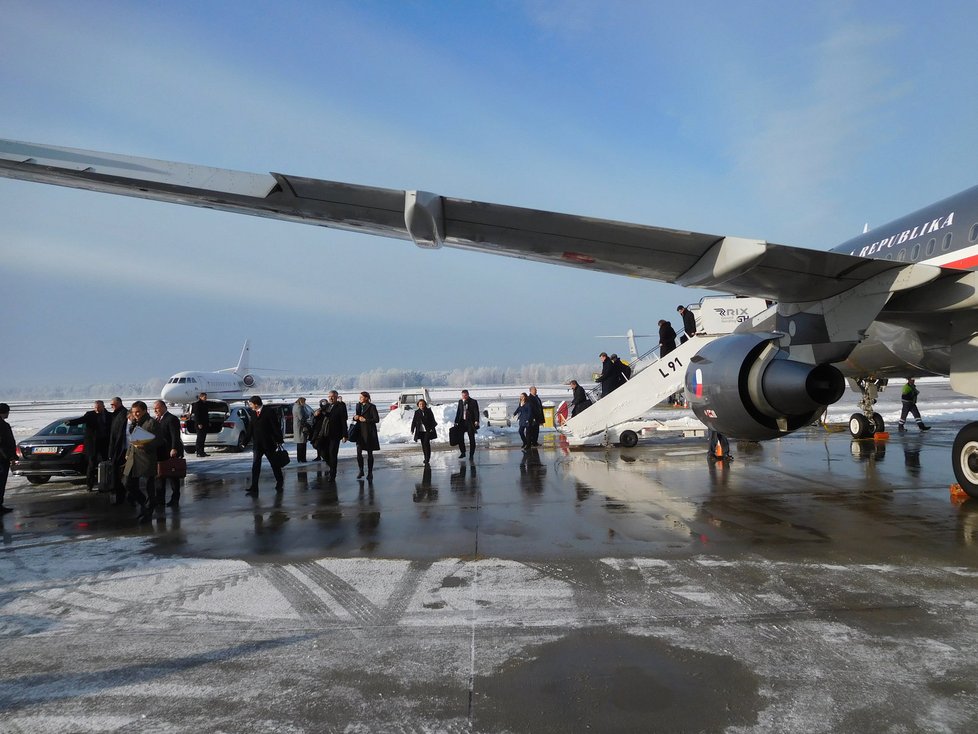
[0,139,915,302]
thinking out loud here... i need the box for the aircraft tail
[233,339,251,375]
[218,339,256,387]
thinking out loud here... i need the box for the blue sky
[3,0,978,388]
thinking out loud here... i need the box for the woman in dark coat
[513,392,533,449]
[410,398,438,465]
[353,391,381,480]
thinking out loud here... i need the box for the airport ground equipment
[558,296,768,447]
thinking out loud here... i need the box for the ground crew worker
[898,378,930,431]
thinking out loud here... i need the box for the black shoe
[165,500,179,508]
[898,424,906,432]
[245,487,259,496]
[356,471,364,478]
[459,452,466,458]
[196,453,209,457]
[274,483,284,493]
[0,506,13,514]
[366,472,373,481]
[919,424,931,431]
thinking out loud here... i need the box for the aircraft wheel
[849,413,871,439]
[619,430,639,448]
[952,422,978,499]
[872,412,885,433]
[26,475,50,485]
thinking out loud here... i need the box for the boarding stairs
[558,334,720,446]
[558,295,771,447]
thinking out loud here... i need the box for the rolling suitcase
[97,460,114,492]
[449,425,463,447]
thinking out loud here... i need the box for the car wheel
[26,475,50,485]
[233,432,247,453]
[619,430,639,448]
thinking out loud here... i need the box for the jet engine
[685,333,845,441]
[242,374,256,388]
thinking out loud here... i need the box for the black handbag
[271,444,291,469]
[348,422,361,443]
[449,425,462,446]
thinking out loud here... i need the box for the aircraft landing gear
[952,422,978,499]
[848,377,888,439]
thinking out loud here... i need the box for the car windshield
[36,417,87,437]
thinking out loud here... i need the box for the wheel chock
[950,484,970,504]
[873,431,889,441]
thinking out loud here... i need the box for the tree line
[2,363,592,400]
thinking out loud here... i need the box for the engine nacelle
[242,374,256,388]
[685,333,845,441]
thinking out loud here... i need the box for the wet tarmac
[1,426,977,732]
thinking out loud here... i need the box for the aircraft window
[943,232,953,251]
[910,243,920,261]
[971,223,978,242]
[179,378,187,383]
[897,248,907,261]
[926,238,936,256]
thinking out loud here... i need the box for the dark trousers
[356,448,374,476]
[195,427,207,456]
[528,421,540,446]
[85,443,108,488]
[296,441,307,462]
[459,428,476,456]
[323,437,341,477]
[126,474,156,510]
[0,459,8,505]
[158,475,180,504]
[251,448,284,487]
[899,402,922,424]
[419,435,432,463]
[519,425,529,447]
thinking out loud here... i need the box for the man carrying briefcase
[153,400,186,512]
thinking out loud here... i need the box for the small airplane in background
[160,339,255,405]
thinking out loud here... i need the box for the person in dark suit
[353,391,380,480]
[108,397,129,505]
[595,352,621,398]
[317,390,348,481]
[191,392,210,457]
[568,380,591,417]
[410,398,438,465]
[677,304,697,343]
[527,386,545,447]
[244,396,284,495]
[0,403,15,514]
[453,389,480,459]
[153,400,185,510]
[658,319,678,356]
[123,401,161,523]
[68,400,112,490]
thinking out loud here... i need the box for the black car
[12,415,88,485]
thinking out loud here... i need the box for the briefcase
[157,457,188,479]
[97,460,114,492]
[449,425,463,447]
